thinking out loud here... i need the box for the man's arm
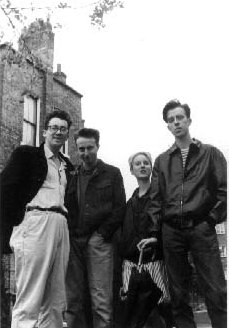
[97,169,126,241]
[208,147,227,225]
[147,156,163,234]
[0,147,29,253]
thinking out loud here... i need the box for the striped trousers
[122,259,171,303]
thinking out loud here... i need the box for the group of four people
[1,99,227,328]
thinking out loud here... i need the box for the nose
[84,149,89,156]
[174,118,180,125]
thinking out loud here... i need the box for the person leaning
[150,99,227,328]
[1,110,74,328]
[65,128,126,328]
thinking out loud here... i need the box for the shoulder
[13,145,37,154]
[98,160,122,175]
[198,141,226,158]
[59,153,74,171]
[7,145,39,161]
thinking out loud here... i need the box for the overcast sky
[1,0,228,198]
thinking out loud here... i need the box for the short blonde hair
[128,152,152,170]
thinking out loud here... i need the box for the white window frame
[61,139,69,157]
[216,223,225,235]
[219,245,227,258]
[21,95,40,146]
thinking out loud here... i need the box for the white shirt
[27,144,67,212]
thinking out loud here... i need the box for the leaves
[90,0,124,28]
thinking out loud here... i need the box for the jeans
[66,231,114,328]
[162,221,227,328]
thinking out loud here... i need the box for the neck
[175,134,192,149]
[137,179,151,197]
[83,161,97,171]
[46,144,60,158]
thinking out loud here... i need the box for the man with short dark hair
[1,110,74,328]
[150,99,227,328]
[65,128,126,328]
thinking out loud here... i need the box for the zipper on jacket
[180,152,185,225]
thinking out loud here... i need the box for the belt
[164,217,205,230]
[26,206,68,218]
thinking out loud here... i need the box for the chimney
[18,19,54,71]
[53,64,67,84]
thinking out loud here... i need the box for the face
[131,154,152,180]
[76,137,99,169]
[167,107,191,139]
[43,117,69,151]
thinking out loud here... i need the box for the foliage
[90,0,124,28]
[0,0,125,43]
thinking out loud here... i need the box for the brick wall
[0,19,84,172]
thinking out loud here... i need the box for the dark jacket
[119,187,163,264]
[150,139,227,226]
[66,159,126,241]
[0,143,74,253]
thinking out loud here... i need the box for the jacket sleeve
[147,156,163,234]
[0,147,29,253]
[208,147,227,225]
[97,169,126,241]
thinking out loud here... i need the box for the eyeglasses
[47,125,68,133]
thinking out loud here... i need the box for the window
[22,95,40,146]
[61,139,69,157]
[219,245,227,258]
[216,223,225,235]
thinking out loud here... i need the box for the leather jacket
[150,139,227,227]
[119,187,163,263]
[66,159,126,241]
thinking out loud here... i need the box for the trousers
[10,210,70,328]
[66,231,114,328]
[162,221,227,328]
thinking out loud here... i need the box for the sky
[1,0,228,198]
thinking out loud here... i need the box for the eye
[167,117,174,123]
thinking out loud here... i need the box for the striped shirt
[181,147,189,168]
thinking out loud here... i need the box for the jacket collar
[39,142,74,171]
[168,138,201,155]
[76,159,106,176]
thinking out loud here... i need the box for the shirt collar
[44,144,65,163]
[168,138,201,155]
[44,144,55,159]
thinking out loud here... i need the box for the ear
[188,118,192,126]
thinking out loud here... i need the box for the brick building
[0,18,84,172]
[0,19,84,326]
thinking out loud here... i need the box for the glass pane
[22,122,35,146]
[23,97,29,120]
[28,98,37,123]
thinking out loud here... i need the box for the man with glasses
[150,99,227,328]
[1,110,74,328]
